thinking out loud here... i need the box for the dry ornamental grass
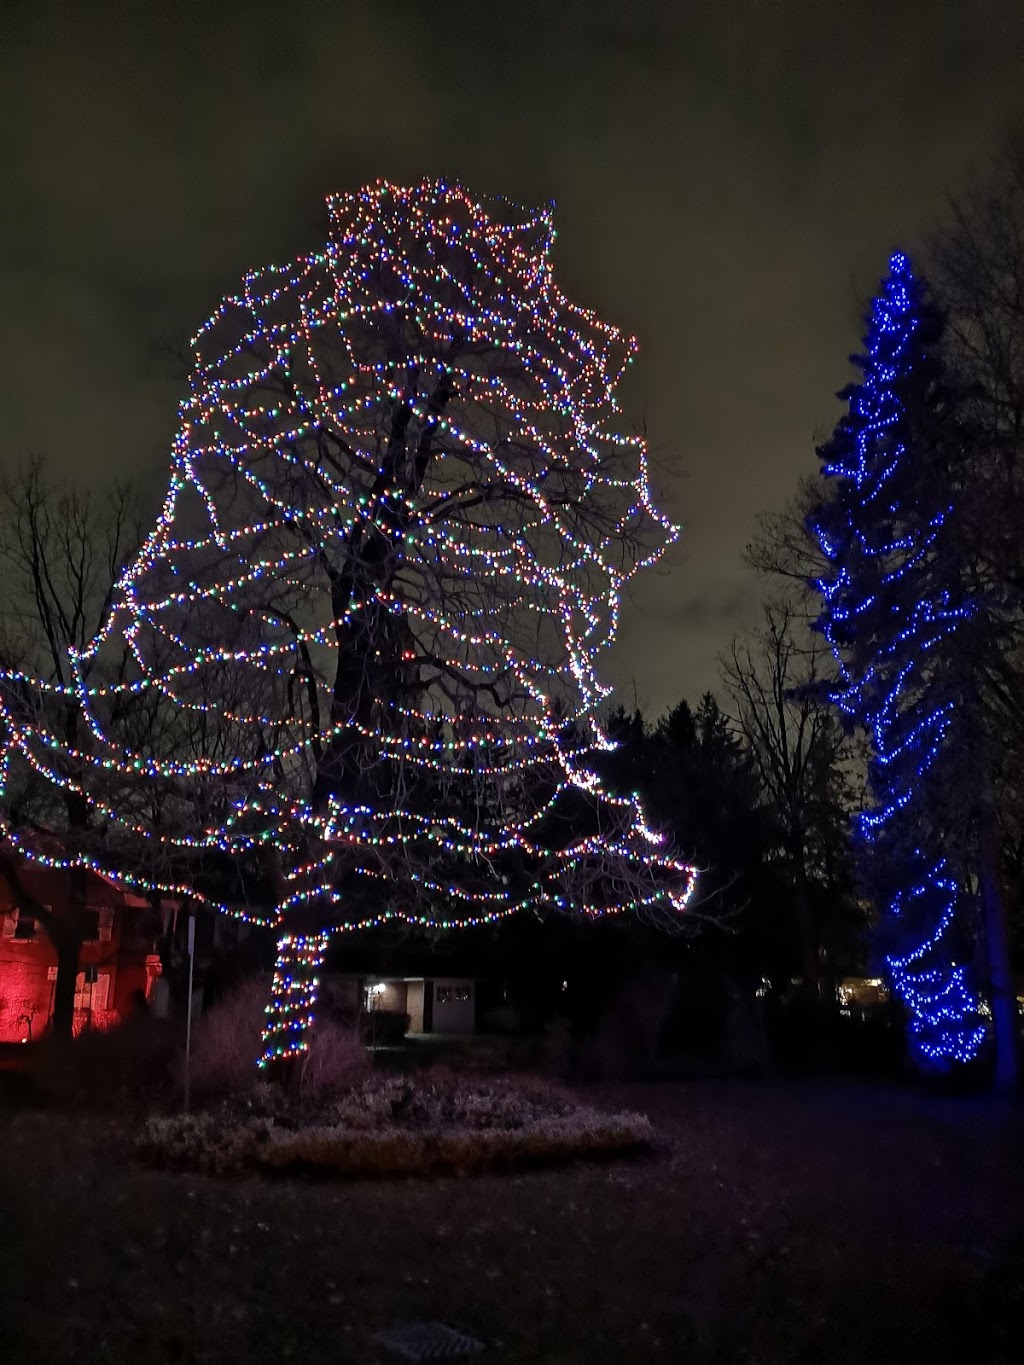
[136,1073,654,1176]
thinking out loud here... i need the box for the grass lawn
[2,1078,1023,1363]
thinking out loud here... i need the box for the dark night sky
[2,1,1023,715]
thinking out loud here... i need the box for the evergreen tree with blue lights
[810,251,992,1073]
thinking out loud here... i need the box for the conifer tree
[810,252,987,1068]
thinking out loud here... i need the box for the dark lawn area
[2,1079,1024,1364]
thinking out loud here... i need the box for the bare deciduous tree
[0,457,145,1037]
[722,600,858,995]
[0,183,700,1068]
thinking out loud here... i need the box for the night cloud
[2,0,1022,713]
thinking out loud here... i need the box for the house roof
[0,839,149,908]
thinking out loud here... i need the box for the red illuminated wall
[0,859,160,1042]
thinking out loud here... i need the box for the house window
[13,912,37,939]
[74,971,109,1013]
[82,910,101,942]
[436,985,471,1004]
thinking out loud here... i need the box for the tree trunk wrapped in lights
[0,181,697,1068]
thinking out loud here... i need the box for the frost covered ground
[3,1079,1023,1363]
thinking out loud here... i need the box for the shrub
[380,1033,539,1076]
[185,978,371,1103]
[359,1009,410,1045]
[298,1017,372,1101]
[182,976,269,1101]
[27,1016,177,1109]
[314,1072,580,1132]
[136,1070,654,1176]
[541,1016,574,1079]
[139,1112,277,1174]
[477,1002,521,1034]
[579,971,675,1081]
[316,976,362,1029]
[261,1112,654,1175]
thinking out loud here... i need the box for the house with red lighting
[0,852,161,1043]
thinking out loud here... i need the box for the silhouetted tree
[722,600,859,994]
[0,457,144,1038]
[810,251,1012,1077]
[0,183,698,1072]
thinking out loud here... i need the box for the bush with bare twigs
[137,1070,653,1175]
[183,978,369,1103]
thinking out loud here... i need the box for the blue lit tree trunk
[810,252,993,1073]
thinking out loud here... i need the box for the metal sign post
[183,911,196,1113]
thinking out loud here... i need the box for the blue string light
[811,250,985,1069]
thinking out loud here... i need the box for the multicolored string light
[811,251,985,1067]
[0,181,697,1065]
[260,933,328,1067]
